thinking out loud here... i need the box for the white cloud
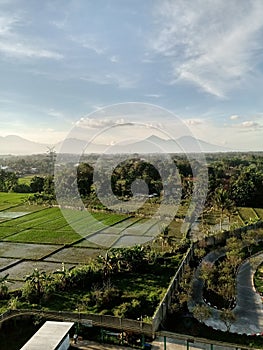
[75,117,125,129]
[151,0,263,98]
[240,120,262,129]
[110,55,119,63]
[230,115,240,120]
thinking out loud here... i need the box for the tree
[220,309,236,332]
[192,304,211,323]
[212,187,235,231]
[200,261,217,292]
[242,230,258,256]
[30,176,44,193]
[230,164,263,207]
[0,169,18,192]
[43,175,54,195]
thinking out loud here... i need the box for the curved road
[189,250,263,334]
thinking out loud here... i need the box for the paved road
[189,249,263,334]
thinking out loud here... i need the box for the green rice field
[0,192,262,292]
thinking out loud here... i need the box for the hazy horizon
[0,1,262,152]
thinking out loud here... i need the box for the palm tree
[213,188,235,231]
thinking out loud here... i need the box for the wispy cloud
[0,41,63,59]
[185,119,204,126]
[81,72,138,88]
[150,0,263,98]
[69,34,106,55]
[145,94,162,98]
[0,12,63,60]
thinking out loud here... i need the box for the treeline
[1,152,262,208]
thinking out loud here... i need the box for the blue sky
[0,0,263,150]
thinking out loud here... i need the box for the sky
[0,0,263,151]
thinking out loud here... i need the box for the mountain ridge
[0,134,232,155]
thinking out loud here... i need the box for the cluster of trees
[1,152,262,211]
[72,153,263,208]
[200,237,244,309]
[208,154,263,207]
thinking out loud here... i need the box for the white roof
[20,321,74,350]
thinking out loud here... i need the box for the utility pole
[47,146,56,176]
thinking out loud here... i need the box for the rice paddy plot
[83,233,120,248]
[16,208,64,228]
[100,217,142,235]
[124,219,160,236]
[70,213,128,236]
[0,192,28,211]
[0,257,20,270]
[45,246,104,264]
[4,228,81,245]
[0,226,26,239]
[0,242,61,259]
[0,211,29,219]
[143,222,162,236]
[0,260,75,281]
[7,204,42,213]
[0,207,52,227]
[112,234,154,248]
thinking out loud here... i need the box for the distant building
[20,321,74,350]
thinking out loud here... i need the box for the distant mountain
[0,135,48,155]
[56,138,106,154]
[110,135,231,153]
[0,134,231,155]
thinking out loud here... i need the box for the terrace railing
[0,308,153,336]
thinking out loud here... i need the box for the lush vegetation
[0,151,262,345]
[0,246,183,319]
